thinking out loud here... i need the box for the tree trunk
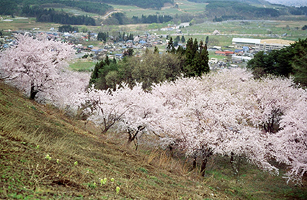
[230,152,235,164]
[126,129,133,145]
[192,156,197,170]
[230,152,238,175]
[201,157,208,177]
[30,82,38,100]
[169,144,174,157]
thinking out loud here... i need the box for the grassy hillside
[0,80,306,199]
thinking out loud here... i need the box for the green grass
[188,20,306,40]
[176,0,207,13]
[110,4,181,18]
[69,60,96,72]
[109,0,206,18]
[51,7,98,17]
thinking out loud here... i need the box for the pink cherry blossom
[0,34,75,101]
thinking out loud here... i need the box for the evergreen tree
[113,57,117,64]
[105,55,110,65]
[166,37,175,53]
[174,40,179,47]
[199,40,204,52]
[205,36,209,45]
[183,38,209,77]
[98,32,108,42]
[181,35,186,43]
[292,38,307,87]
[97,32,103,41]
[192,51,201,77]
[122,32,126,41]
[154,46,159,54]
[199,43,210,75]
[193,38,199,54]
[185,38,194,66]
[90,61,105,85]
[87,32,91,41]
[247,50,291,78]
[176,45,185,55]
[128,33,134,40]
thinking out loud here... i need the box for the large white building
[232,38,295,51]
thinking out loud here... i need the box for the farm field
[109,0,206,18]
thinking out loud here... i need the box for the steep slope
[0,81,226,199]
[1,80,306,199]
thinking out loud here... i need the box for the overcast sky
[265,0,307,6]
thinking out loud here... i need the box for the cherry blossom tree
[68,67,306,182]
[148,69,306,181]
[148,69,275,176]
[268,91,307,184]
[0,34,75,100]
[69,67,306,182]
[72,84,164,149]
[45,70,90,111]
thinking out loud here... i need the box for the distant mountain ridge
[187,0,265,4]
[265,0,307,7]
[187,0,307,7]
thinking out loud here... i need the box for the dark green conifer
[90,60,105,85]
[154,46,159,54]
[166,37,175,53]
[105,55,110,65]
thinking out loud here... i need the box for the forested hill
[188,0,283,20]
[0,0,113,16]
[0,0,174,16]
[93,0,174,9]
[187,0,265,4]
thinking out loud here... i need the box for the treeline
[289,6,307,15]
[104,13,173,25]
[49,0,113,16]
[0,0,112,16]
[22,6,96,25]
[90,37,209,91]
[29,0,113,16]
[188,0,262,3]
[247,38,307,87]
[58,25,79,32]
[205,1,280,20]
[189,0,307,19]
[0,0,23,16]
[132,15,173,24]
[171,35,186,47]
[97,32,134,42]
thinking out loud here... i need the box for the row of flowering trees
[0,35,306,184]
[71,68,307,183]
